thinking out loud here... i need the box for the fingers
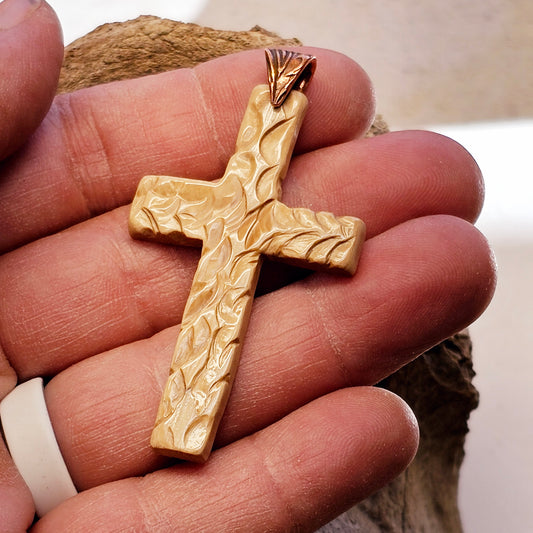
[0,0,63,160]
[43,215,495,489]
[286,130,485,236]
[0,47,374,252]
[34,388,418,532]
[0,6,62,521]
[0,131,485,377]
[0,441,35,531]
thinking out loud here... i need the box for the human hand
[0,2,495,531]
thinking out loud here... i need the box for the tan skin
[0,2,496,531]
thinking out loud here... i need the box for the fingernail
[0,0,41,30]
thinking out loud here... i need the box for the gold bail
[265,49,317,107]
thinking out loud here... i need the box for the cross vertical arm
[150,237,262,462]
[218,85,309,212]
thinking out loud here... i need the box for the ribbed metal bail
[265,49,317,107]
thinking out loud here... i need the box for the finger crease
[106,223,161,338]
[189,69,227,170]
[0,337,17,400]
[247,433,301,531]
[55,93,115,219]
[304,282,352,388]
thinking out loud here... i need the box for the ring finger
[44,214,494,490]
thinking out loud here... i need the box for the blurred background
[48,1,533,531]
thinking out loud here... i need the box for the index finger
[0,47,375,252]
[0,0,63,160]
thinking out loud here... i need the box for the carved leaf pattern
[130,176,214,244]
[141,86,363,460]
[244,200,364,273]
[152,235,257,456]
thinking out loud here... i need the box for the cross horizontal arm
[247,200,366,274]
[129,175,218,246]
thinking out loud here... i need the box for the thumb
[0,0,63,160]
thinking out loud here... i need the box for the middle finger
[0,131,482,377]
[44,213,494,490]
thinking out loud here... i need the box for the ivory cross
[129,50,366,462]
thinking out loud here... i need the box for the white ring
[0,377,77,516]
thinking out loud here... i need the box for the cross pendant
[129,50,366,462]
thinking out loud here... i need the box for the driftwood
[60,17,478,532]
[320,333,477,532]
